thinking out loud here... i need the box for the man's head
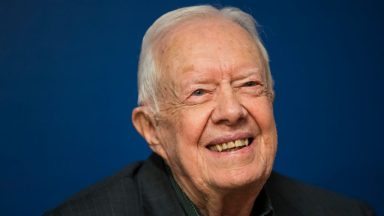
[132,5,277,203]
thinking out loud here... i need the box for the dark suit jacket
[44,154,375,216]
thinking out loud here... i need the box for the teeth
[216,145,223,152]
[209,138,250,152]
[235,140,241,147]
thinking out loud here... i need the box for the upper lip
[205,132,254,147]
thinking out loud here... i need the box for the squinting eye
[192,89,206,96]
[243,81,258,87]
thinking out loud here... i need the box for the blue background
[1,0,383,215]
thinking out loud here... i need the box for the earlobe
[132,107,167,158]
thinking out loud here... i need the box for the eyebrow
[180,66,262,86]
[180,67,216,85]
[231,67,262,80]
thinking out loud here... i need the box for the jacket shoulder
[44,162,144,216]
[266,172,375,216]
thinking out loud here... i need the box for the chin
[210,166,269,191]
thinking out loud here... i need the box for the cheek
[243,98,277,160]
[177,105,214,146]
[159,105,213,170]
[244,98,275,131]
[171,106,213,176]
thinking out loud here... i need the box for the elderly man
[45,5,374,216]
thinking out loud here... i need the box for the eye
[243,81,258,87]
[191,89,207,96]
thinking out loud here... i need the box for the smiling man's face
[150,17,277,199]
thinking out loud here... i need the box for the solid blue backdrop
[1,0,383,215]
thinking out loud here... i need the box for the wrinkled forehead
[155,16,263,79]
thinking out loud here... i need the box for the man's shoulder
[44,154,184,216]
[266,172,375,216]
[44,161,144,216]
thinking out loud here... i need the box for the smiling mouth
[207,138,253,152]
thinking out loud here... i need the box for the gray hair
[137,5,274,111]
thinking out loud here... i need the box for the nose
[211,86,247,126]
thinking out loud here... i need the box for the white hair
[137,5,274,111]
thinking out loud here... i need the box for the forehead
[157,16,263,81]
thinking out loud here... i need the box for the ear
[132,106,167,159]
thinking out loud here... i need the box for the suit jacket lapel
[136,154,186,216]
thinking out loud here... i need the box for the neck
[176,177,264,216]
[201,189,260,216]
